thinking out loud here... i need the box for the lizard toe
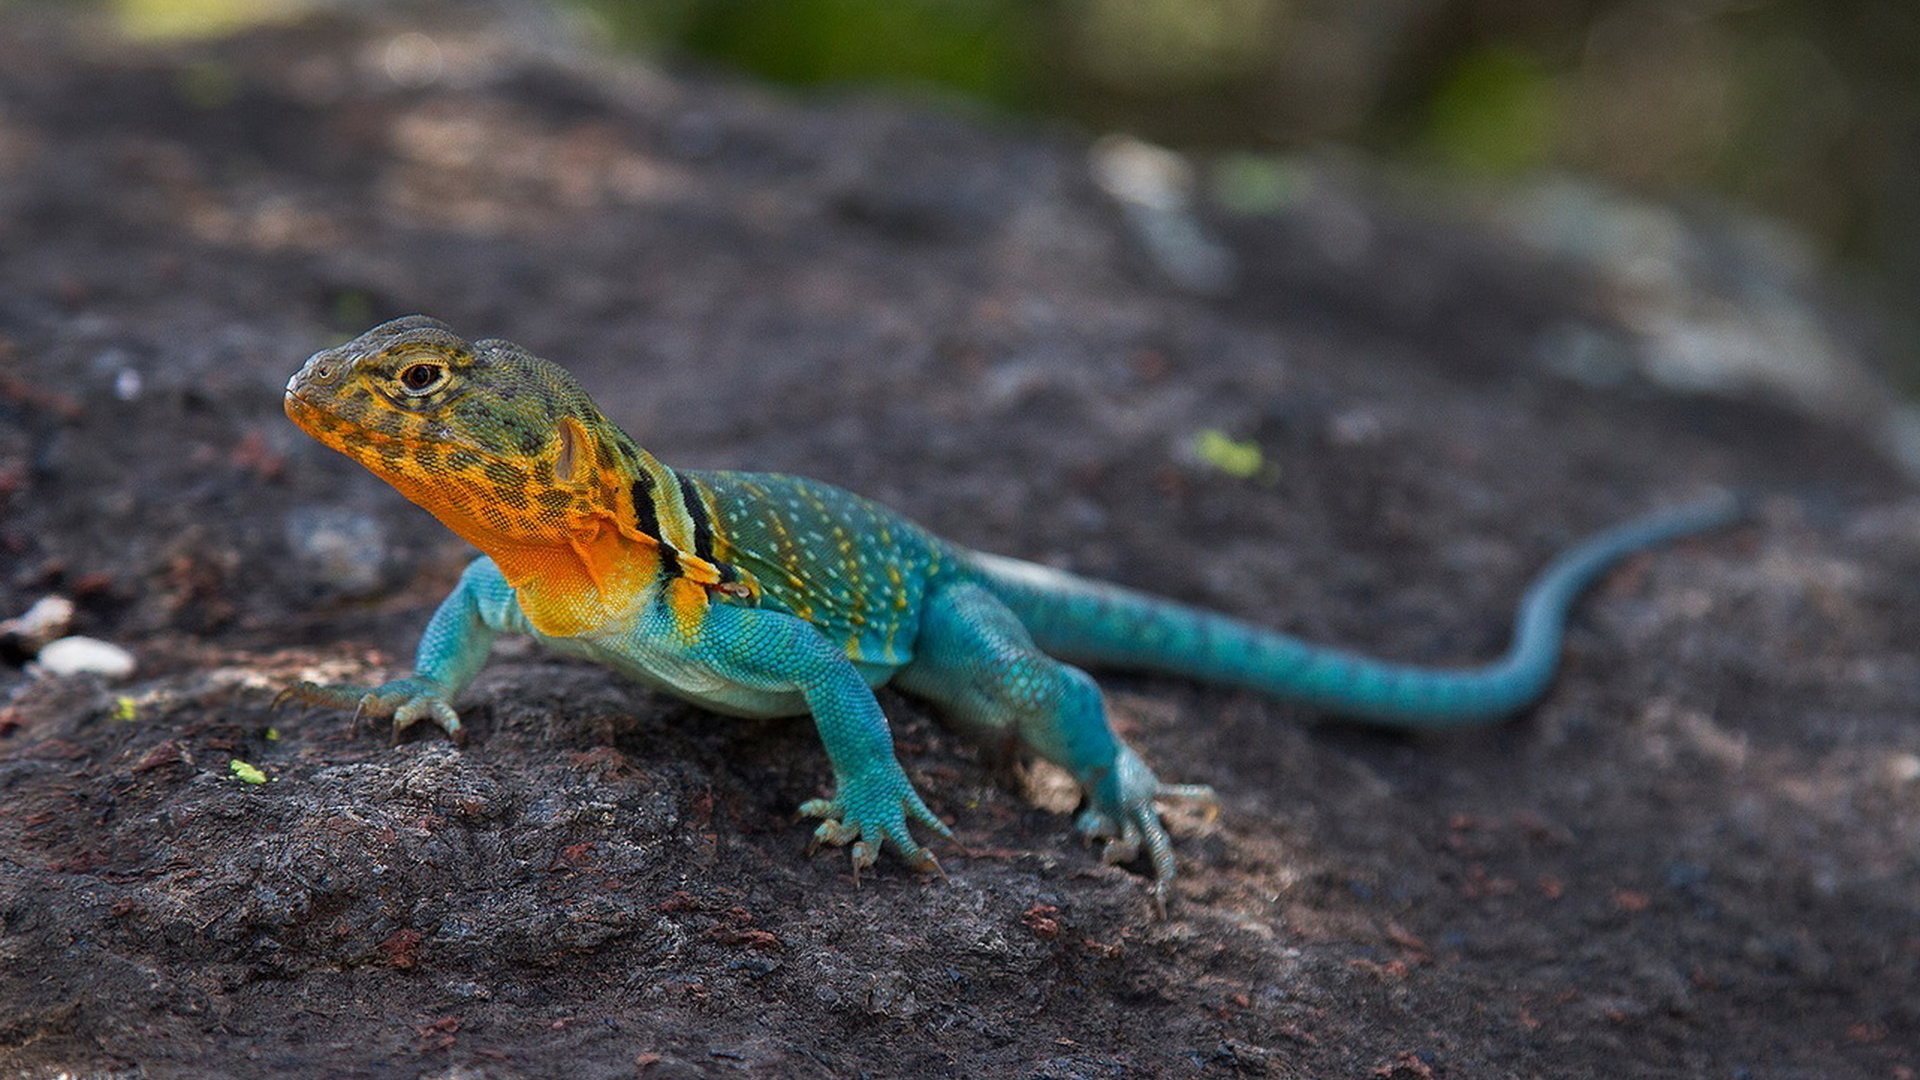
[274,680,368,711]
[809,816,860,852]
[1100,828,1143,867]
[914,849,949,880]
[904,794,956,844]
[796,766,951,879]
[1082,744,1197,909]
[393,695,464,742]
[280,676,463,744]
[1157,782,1220,817]
[849,840,879,883]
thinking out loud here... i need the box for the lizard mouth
[283,389,410,459]
[283,388,364,446]
[283,386,524,475]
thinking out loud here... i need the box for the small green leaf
[112,696,139,722]
[1192,428,1270,480]
[229,758,270,785]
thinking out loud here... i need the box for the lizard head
[284,315,643,555]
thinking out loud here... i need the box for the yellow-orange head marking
[285,316,728,635]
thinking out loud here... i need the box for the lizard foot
[275,677,465,745]
[798,765,955,882]
[1072,746,1217,916]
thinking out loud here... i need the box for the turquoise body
[358,467,1736,897]
[280,317,1740,907]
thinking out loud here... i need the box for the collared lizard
[277,316,1739,908]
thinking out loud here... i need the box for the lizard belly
[531,625,906,719]
[537,631,810,719]
[615,648,809,718]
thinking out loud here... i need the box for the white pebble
[35,635,137,679]
[1,595,76,652]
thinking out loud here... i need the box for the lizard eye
[397,362,447,396]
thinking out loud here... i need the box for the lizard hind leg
[895,581,1214,906]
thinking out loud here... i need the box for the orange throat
[286,393,685,640]
[372,464,660,640]
[481,519,662,639]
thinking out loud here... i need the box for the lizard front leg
[677,603,955,877]
[276,557,526,743]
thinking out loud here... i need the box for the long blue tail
[966,493,1741,729]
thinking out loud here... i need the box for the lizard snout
[286,349,350,402]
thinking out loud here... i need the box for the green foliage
[1424,46,1558,177]
[573,0,1037,107]
[1064,0,1279,88]
[1208,152,1310,216]
[114,0,298,39]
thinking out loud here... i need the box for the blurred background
[76,0,1920,378]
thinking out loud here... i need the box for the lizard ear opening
[554,415,590,485]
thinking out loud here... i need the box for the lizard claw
[1100,831,1142,867]
[277,677,464,744]
[798,767,955,880]
[850,841,878,884]
[805,811,861,854]
[1074,746,1215,916]
[393,693,465,745]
